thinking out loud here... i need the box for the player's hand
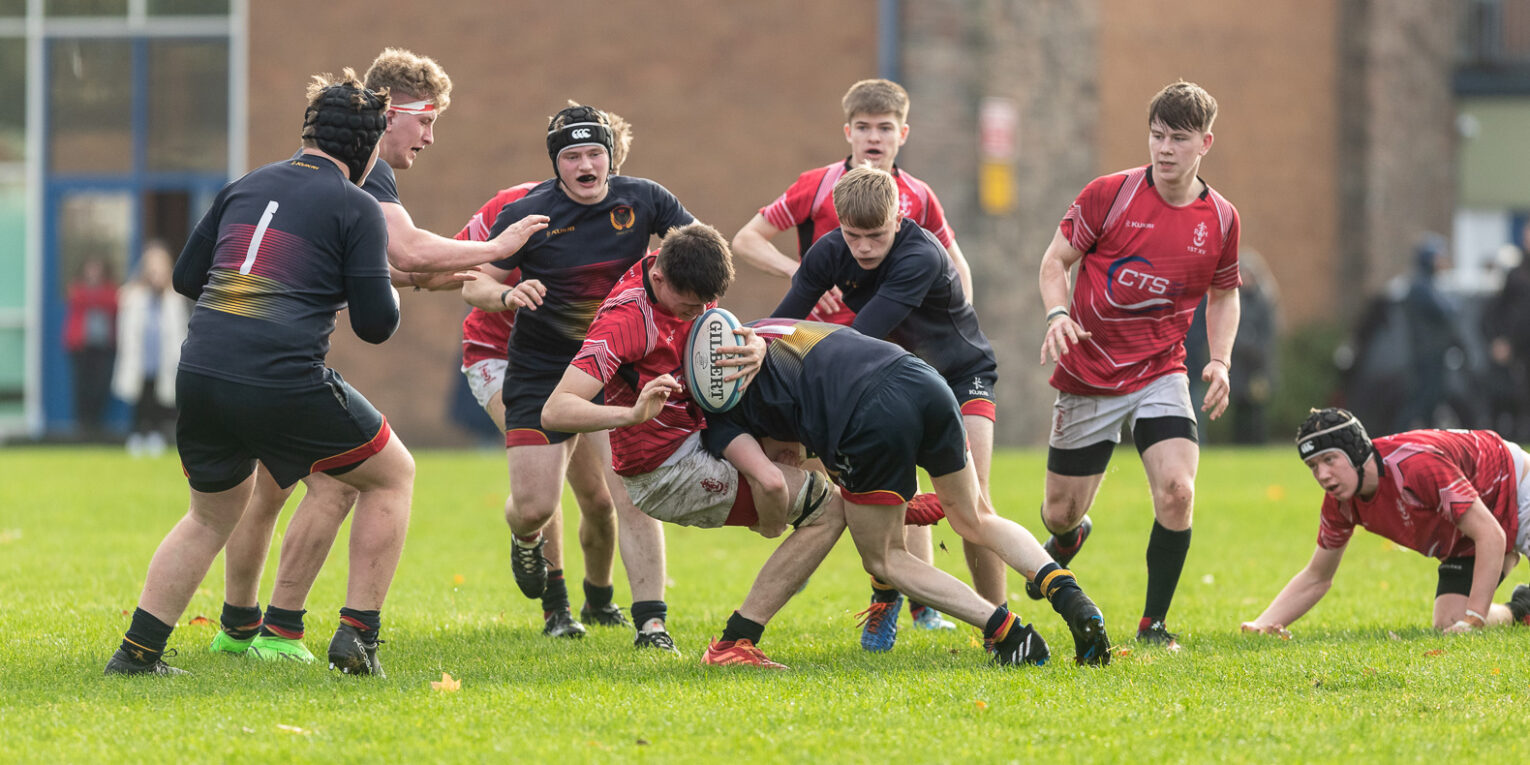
[1201,360,1231,420]
[501,279,547,311]
[717,327,765,390]
[815,286,844,317]
[411,269,476,291]
[630,373,682,425]
[1240,621,1291,639]
[491,214,551,255]
[1443,619,1480,634]
[1039,315,1091,364]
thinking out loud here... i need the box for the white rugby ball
[686,307,745,413]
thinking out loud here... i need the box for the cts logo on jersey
[610,205,635,231]
[571,128,592,140]
[1105,255,1173,313]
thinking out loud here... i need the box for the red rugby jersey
[760,159,956,325]
[455,182,535,367]
[1052,165,1241,395]
[1317,430,1521,559]
[571,254,713,476]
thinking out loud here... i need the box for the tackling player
[1035,80,1241,647]
[1241,408,1530,636]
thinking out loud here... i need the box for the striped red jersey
[571,254,713,476]
[1317,430,1521,560]
[456,182,535,367]
[1052,165,1241,395]
[760,159,956,325]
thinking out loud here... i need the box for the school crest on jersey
[610,205,635,231]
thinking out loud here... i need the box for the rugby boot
[542,608,587,638]
[105,648,187,676]
[702,638,788,669]
[910,604,956,630]
[856,594,902,652]
[989,622,1049,667]
[327,623,385,677]
[634,627,682,655]
[248,634,316,663]
[510,535,549,599]
[1136,618,1180,647]
[1507,584,1530,626]
[580,601,633,628]
[208,630,254,655]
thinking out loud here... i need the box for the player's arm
[380,201,548,274]
[1038,227,1091,364]
[731,213,801,280]
[719,432,790,539]
[345,273,400,344]
[1445,499,1508,633]
[945,239,975,307]
[461,266,543,313]
[1201,285,1241,420]
[1240,544,1347,636]
[172,229,215,300]
[542,366,681,433]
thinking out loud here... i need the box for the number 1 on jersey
[240,200,280,275]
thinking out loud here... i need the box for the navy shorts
[829,356,969,505]
[946,367,998,422]
[501,350,587,447]
[176,368,390,492]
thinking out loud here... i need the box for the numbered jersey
[177,156,390,385]
[1053,165,1241,395]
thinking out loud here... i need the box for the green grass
[2,446,1527,762]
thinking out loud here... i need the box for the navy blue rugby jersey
[173,153,394,386]
[703,319,916,463]
[488,175,693,359]
[773,218,995,384]
[360,158,400,205]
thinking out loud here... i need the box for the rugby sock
[514,532,541,546]
[1143,521,1192,623]
[632,600,668,633]
[541,569,570,613]
[870,575,901,604]
[583,580,615,610]
[339,607,381,644]
[982,606,1016,644]
[1033,562,1085,617]
[219,602,263,641]
[120,607,173,663]
[720,611,765,645]
[909,601,933,619]
[260,605,306,640]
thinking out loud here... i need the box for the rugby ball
[685,307,746,413]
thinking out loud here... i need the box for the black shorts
[1435,556,1507,598]
[947,367,998,422]
[176,368,389,492]
[501,350,582,447]
[830,356,968,505]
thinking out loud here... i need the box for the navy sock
[338,607,381,644]
[720,611,765,645]
[260,605,305,640]
[1034,562,1084,616]
[541,569,570,613]
[1143,521,1192,622]
[583,580,614,609]
[120,607,173,662]
[219,602,263,640]
[870,576,901,604]
[982,606,1015,643]
[632,600,668,632]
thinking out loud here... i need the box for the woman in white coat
[113,241,189,456]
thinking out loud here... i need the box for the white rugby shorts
[1049,373,1194,450]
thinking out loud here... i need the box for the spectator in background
[1186,248,1280,443]
[1394,233,1461,433]
[113,240,189,457]
[1486,222,1530,441]
[63,256,118,439]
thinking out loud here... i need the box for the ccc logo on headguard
[610,205,635,231]
[571,128,592,139]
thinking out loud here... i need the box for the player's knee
[1152,478,1194,516]
[506,496,557,528]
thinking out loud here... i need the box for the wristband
[499,288,513,309]
[1209,358,1230,371]
[1464,609,1486,627]
[1448,619,1477,632]
[1045,305,1070,325]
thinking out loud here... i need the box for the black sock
[219,603,263,640]
[583,580,614,610]
[260,605,306,640]
[1509,596,1530,624]
[339,607,381,644]
[1033,562,1084,617]
[720,611,765,645]
[909,600,930,616]
[982,606,1015,643]
[870,575,901,604]
[632,600,668,632]
[541,569,570,613]
[1143,521,1192,623]
[120,607,173,663]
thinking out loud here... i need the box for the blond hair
[363,47,452,111]
[832,167,899,229]
[842,79,909,123]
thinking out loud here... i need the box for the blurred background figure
[62,256,118,440]
[1394,233,1462,432]
[112,241,187,457]
[1485,220,1530,441]
[1185,249,1280,443]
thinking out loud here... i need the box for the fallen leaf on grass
[1265,485,1286,501]
[1113,647,1133,658]
[431,672,461,692]
[1491,667,1501,675]
[967,635,983,648]
[636,739,649,746]
[1424,649,1446,657]
[188,616,212,627]
[452,574,465,585]
[276,724,310,735]
[974,700,989,710]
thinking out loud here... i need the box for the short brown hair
[364,47,452,112]
[1148,80,1217,133]
[655,223,734,302]
[843,79,909,123]
[832,167,899,229]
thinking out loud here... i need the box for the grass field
[2,446,1527,762]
